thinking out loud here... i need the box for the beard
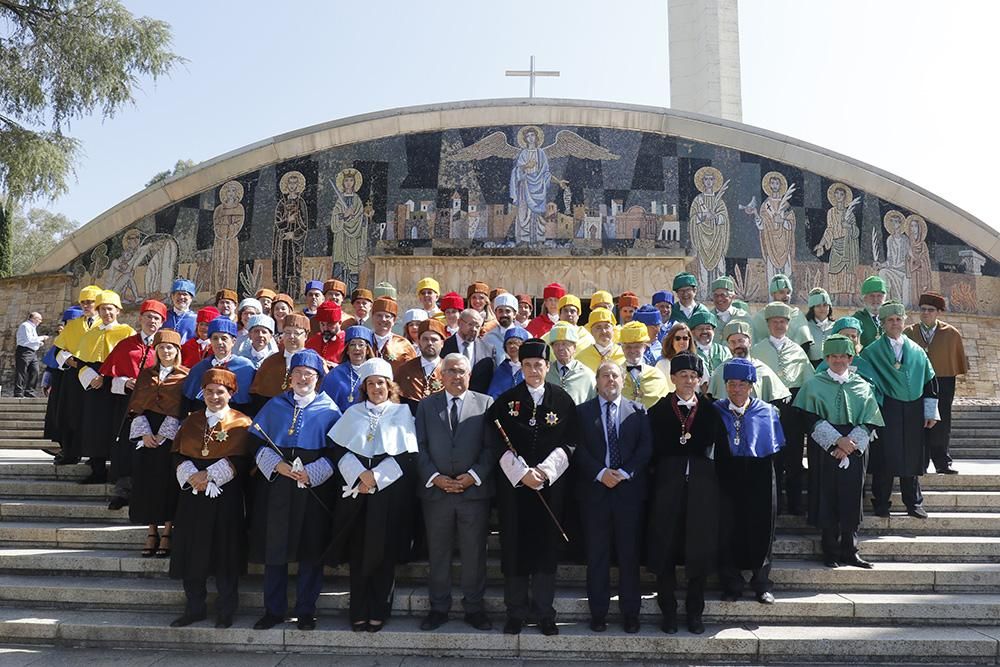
[498,315,513,328]
[731,346,749,358]
[322,331,335,342]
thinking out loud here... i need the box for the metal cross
[505,55,560,98]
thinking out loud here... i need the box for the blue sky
[44,0,998,230]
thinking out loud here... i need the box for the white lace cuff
[176,460,198,489]
[811,420,841,451]
[338,452,365,488]
[255,447,282,481]
[305,457,333,487]
[206,459,235,486]
[56,349,73,369]
[848,425,871,453]
[129,416,152,440]
[499,450,529,487]
[372,457,403,490]
[924,397,941,422]
[157,416,181,441]
[468,469,482,486]
[78,366,99,389]
[111,376,129,395]
[536,447,570,484]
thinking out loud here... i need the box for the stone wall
[0,272,75,394]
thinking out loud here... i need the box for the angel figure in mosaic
[689,166,730,292]
[273,170,309,295]
[740,171,796,287]
[329,168,367,290]
[107,228,179,303]
[446,126,619,244]
[814,183,860,303]
[212,180,245,293]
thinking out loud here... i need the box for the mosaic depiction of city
[64,124,997,310]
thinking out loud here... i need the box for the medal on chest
[670,395,698,446]
[288,405,303,436]
[203,422,228,457]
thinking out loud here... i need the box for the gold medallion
[214,429,228,442]
[201,445,210,457]
[545,411,559,426]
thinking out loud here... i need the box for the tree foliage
[0,0,182,275]
[8,205,77,275]
[145,158,197,188]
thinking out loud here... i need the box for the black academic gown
[486,381,579,577]
[802,420,868,531]
[249,441,337,566]
[876,379,936,478]
[325,447,418,575]
[79,371,130,460]
[170,453,251,581]
[715,439,778,571]
[645,394,726,579]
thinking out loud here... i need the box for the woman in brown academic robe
[168,368,253,628]
[126,329,188,557]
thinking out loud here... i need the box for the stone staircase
[1,398,1000,661]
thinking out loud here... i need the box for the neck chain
[202,417,228,456]
[670,393,698,444]
[287,404,303,435]
[367,403,388,441]
[729,405,746,448]
[347,366,361,402]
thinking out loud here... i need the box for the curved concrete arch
[30,97,999,273]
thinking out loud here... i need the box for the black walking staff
[493,418,569,543]
[253,423,334,516]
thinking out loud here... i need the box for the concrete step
[0,430,46,439]
[5,520,1000,556]
[0,479,111,499]
[0,439,59,450]
[0,608,995,662]
[0,499,127,523]
[3,547,1000,593]
[951,448,1000,459]
[4,574,1000,627]
[0,460,89,480]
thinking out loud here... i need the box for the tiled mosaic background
[59,124,998,311]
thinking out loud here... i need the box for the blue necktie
[606,401,621,469]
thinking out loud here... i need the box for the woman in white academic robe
[326,358,419,632]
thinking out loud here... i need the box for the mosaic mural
[62,124,999,311]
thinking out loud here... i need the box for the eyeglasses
[674,335,691,341]
[919,307,938,313]
[444,368,469,376]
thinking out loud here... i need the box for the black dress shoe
[661,613,678,634]
[756,591,775,604]
[107,496,128,510]
[421,611,448,631]
[296,615,316,631]
[351,621,369,632]
[538,617,558,636]
[823,557,840,568]
[170,612,206,627]
[840,555,874,569]
[367,621,384,633]
[78,472,107,485]
[687,616,705,634]
[52,455,79,466]
[873,507,890,518]
[907,505,929,519]
[503,617,523,635]
[938,467,959,475]
[589,617,607,632]
[464,611,492,631]
[720,591,740,602]
[623,616,640,634]
[253,613,284,630]
[215,616,232,629]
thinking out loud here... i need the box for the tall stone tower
[668,0,743,122]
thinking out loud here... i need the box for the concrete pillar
[668,0,743,122]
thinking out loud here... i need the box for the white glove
[292,456,306,489]
[206,480,222,498]
[342,484,361,499]
[838,457,850,470]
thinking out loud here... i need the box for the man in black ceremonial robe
[487,338,578,637]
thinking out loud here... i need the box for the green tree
[9,206,78,275]
[145,158,197,188]
[0,0,182,277]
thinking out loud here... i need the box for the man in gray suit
[416,352,495,631]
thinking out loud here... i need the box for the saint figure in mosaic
[330,168,367,290]
[212,180,245,293]
[273,170,308,295]
[814,182,860,302]
[741,170,796,287]
[689,166,730,291]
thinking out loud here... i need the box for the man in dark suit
[415,352,495,631]
[441,308,495,394]
[575,361,653,633]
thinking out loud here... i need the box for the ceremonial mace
[493,419,569,543]
[253,423,334,516]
